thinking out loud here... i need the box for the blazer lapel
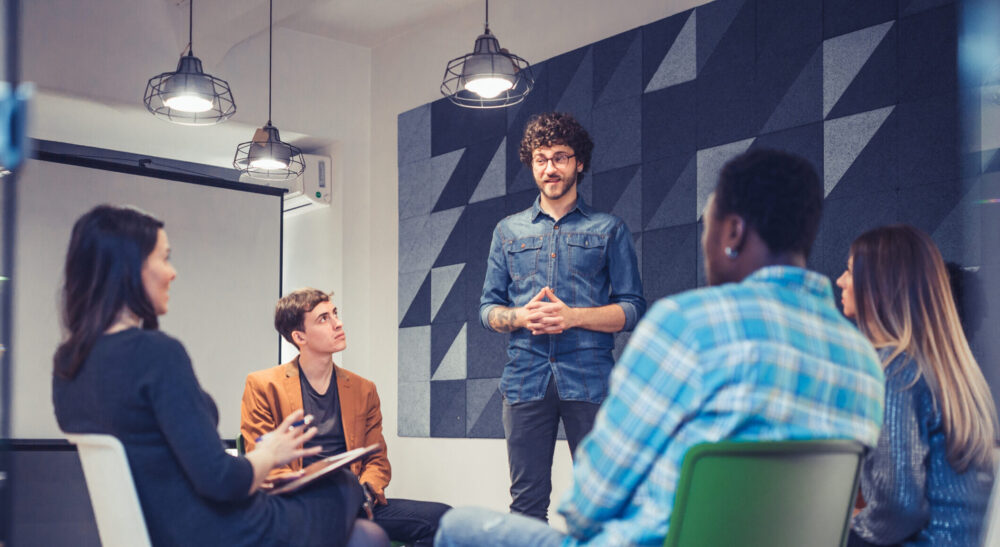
[281,358,304,417]
[335,365,357,451]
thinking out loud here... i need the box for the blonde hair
[850,224,998,471]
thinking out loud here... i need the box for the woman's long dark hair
[53,205,164,379]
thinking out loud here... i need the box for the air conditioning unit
[240,154,332,216]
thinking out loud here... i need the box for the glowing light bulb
[249,157,288,170]
[465,76,514,98]
[163,93,214,113]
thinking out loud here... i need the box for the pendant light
[144,0,236,125]
[440,0,533,108]
[233,0,304,181]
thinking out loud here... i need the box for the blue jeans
[434,507,566,547]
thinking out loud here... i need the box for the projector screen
[10,155,283,439]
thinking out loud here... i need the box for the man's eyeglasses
[532,153,575,168]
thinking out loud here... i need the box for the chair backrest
[980,449,1000,547]
[664,439,865,547]
[64,433,153,547]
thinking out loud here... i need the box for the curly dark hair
[714,148,823,257]
[518,112,594,183]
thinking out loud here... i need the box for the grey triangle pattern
[556,49,594,112]
[432,323,467,381]
[398,269,428,321]
[823,21,894,119]
[762,45,823,134]
[466,378,500,432]
[470,138,506,204]
[596,32,642,106]
[397,103,431,166]
[399,207,465,274]
[823,106,894,196]
[611,167,643,233]
[398,382,430,437]
[426,149,465,215]
[431,263,465,320]
[696,0,745,73]
[645,10,697,93]
[399,159,432,221]
[398,326,431,381]
[696,138,755,218]
[647,155,697,230]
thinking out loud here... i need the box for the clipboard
[266,443,380,495]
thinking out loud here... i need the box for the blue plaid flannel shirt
[558,266,885,546]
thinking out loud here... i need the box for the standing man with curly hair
[479,112,646,521]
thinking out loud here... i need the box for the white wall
[365,0,711,521]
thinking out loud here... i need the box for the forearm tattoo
[489,307,519,332]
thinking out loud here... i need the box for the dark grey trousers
[502,378,601,521]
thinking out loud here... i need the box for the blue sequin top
[851,350,995,546]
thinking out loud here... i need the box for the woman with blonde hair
[837,224,998,546]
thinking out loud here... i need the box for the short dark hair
[714,148,823,257]
[518,112,594,183]
[54,205,164,379]
[274,288,331,348]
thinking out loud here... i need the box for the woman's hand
[245,409,322,493]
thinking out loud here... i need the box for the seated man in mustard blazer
[242,288,449,546]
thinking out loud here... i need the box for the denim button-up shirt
[479,196,646,404]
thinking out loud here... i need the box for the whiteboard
[10,156,282,438]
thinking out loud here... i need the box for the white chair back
[64,433,152,547]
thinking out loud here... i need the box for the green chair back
[663,439,864,547]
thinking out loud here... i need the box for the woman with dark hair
[52,205,388,547]
[837,224,998,546]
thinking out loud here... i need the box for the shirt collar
[743,265,834,301]
[531,195,592,221]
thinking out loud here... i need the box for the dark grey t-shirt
[299,367,348,466]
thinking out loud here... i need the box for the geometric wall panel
[823,21,894,119]
[823,106,894,196]
[645,10,696,93]
[696,138,755,217]
[399,0,970,438]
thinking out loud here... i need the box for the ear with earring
[725,246,739,259]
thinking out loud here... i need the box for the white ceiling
[175,0,483,63]
[281,0,482,47]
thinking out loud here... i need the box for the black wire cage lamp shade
[233,0,304,182]
[233,123,304,181]
[441,1,533,108]
[143,0,235,125]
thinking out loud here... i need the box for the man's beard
[536,172,577,201]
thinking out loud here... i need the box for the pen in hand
[255,414,314,443]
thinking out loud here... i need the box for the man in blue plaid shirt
[437,149,885,546]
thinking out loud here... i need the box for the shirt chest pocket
[506,237,543,281]
[566,233,607,276]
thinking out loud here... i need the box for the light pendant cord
[267,0,273,125]
[187,0,193,55]
[485,0,489,32]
